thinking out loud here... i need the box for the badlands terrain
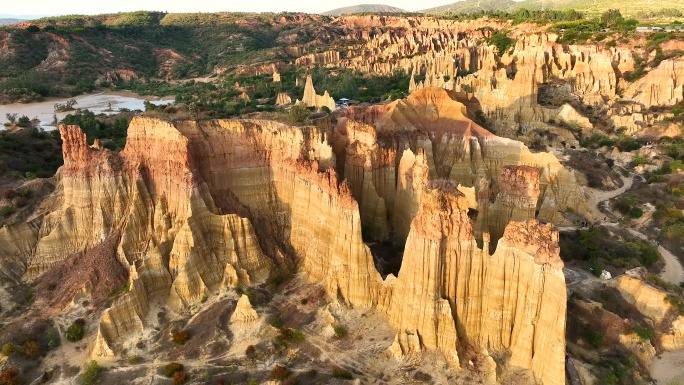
[1,6,684,385]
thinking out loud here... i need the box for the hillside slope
[423,0,684,16]
[323,4,406,16]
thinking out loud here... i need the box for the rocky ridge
[0,89,570,384]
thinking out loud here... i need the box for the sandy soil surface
[0,92,174,128]
[584,175,633,221]
[652,351,684,384]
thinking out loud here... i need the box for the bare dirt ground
[652,351,684,385]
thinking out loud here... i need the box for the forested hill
[422,0,684,17]
[322,4,406,16]
[0,12,335,103]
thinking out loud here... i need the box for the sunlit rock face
[2,87,570,385]
[337,87,589,244]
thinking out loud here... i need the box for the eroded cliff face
[337,87,589,244]
[1,104,568,384]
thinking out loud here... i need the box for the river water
[0,92,174,130]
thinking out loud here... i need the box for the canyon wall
[337,87,589,242]
[2,109,568,384]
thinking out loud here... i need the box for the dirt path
[584,175,633,221]
[625,228,684,285]
[562,174,684,286]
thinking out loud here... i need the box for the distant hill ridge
[322,4,406,16]
[422,0,684,17]
[0,18,24,26]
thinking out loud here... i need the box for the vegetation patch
[81,361,100,385]
[66,319,86,342]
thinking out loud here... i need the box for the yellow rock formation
[297,75,335,110]
[609,275,672,323]
[230,295,259,323]
[4,109,568,385]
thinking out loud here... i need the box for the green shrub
[584,329,604,348]
[128,354,142,364]
[629,207,644,218]
[1,343,15,356]
[17,187,32,197]
[164,362,184,377]
[81,361,100,385]
[334,326,347,338]
[289,103,311,124]
[671,160,684,173]
[0,205,15,217]
[488,30,514,53]
[633,156,648,166]
[66,319,86,342]
[666,294,684,315]
[634,326,654,341]
[276,328,304,346]
[589,259,604,277]
[46,327,61,350]
[24,171,37,180]
[270,316,284,329]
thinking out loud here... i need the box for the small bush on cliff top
[66,319,86,342]
[0,205,15,218]
[333,325,347,338]
[276,328,304,346]
[584,329,604,348]
[634,326,654,341]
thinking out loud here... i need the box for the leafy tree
[601,9,624,27]
[5,113,17,124]
[17,116,31,128]
[488,30,514,54]
[289,103,311,124]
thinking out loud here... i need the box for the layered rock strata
[337,87,589,243]
[297,75,335,110]
[1,106,568,384]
